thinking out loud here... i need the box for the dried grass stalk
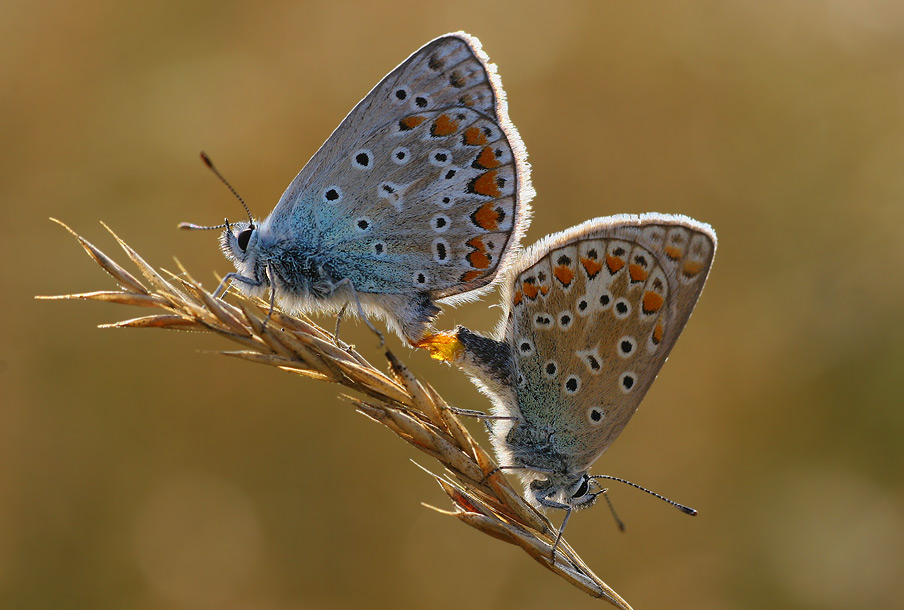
[37,220,634,609]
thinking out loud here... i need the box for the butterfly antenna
[178,219,229,231]
[590,475,697,516]
[199,151,255,226]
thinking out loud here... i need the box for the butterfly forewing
[271,33,531,301]
[503,214,715,472]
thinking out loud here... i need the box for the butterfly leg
[252,264,277,331]
[212,271,261,299]
[446,406,490,419]
[537,495,574,563]
[445,406,516,434]
[483,463,556,482]
[333,303,349,347]
[330,278,385,346]
[211,269,276,331]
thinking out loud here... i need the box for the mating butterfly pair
[185,32,716,542]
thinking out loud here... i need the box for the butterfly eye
[237,227,254,252]
[571,477,590,499]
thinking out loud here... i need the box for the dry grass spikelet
[37,219,634,609]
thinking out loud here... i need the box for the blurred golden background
[4,1,903,608]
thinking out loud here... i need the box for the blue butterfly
[184,33,533,343]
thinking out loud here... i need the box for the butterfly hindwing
[502,214,716,471]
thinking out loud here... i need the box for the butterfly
[418,213,716,548]
[182,32,533,343]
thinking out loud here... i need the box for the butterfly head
[530,472,600,512]
[218,219,271,293]
[220,219,257,261]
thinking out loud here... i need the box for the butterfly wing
[265,32,533,301]
[499,214,716,472]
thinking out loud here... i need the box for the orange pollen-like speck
[413,331,465,362]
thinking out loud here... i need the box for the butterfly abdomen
[456,326,515,388]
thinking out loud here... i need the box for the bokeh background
[4,1,903,609]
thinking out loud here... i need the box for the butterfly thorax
[500,419,578,476]
[258,238,338,300]
[271,245,334,295]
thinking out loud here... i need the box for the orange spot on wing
[474,146,500,169]
[581,257,603,278]
[400,115,426,130]
[466,237,491,269]
[461,270,483,283]
[682,260,704,277]
[468,251,490,269]
[472,203,501,231]
[643,291,664,314]
[469,170,501,197]
[629,264,648,282]
[653,320,664,344]
[463,126,488,146]
[432,114,459,137]
[513,291,523,305]
[553,265,574,286]
[522,282,539,300]
[467,237,485,250]
[540,285,550,295]
[665,245,683,260]
[606,255,625,273]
